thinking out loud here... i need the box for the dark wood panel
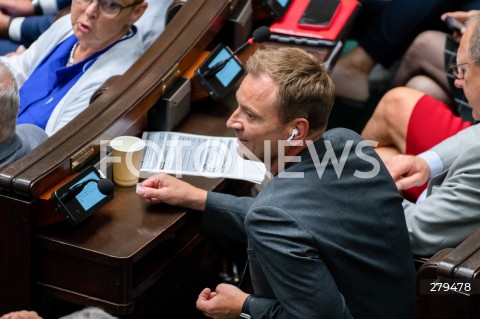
[0,194,36,313]
[416,229,480,319]
[0,0,233,314]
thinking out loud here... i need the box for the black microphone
[201,26,271,78]
[60,178,114,203]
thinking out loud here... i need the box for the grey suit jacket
[404,123,480,256]
[0,124,48,169]
[203,128,415,319]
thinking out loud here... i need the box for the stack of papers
[140,131,267,184]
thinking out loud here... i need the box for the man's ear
[290,118,309,141]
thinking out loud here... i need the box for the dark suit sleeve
[20,15,56,47]
[202,191,254,244]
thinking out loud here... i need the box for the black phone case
[445,16,463,32]
[299,0,340,27]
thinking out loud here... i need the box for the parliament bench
[0,0,363,316]
[0,0,239,315]
[415,228,480,319]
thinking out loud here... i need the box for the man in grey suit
[137,47,415,318]
[361,13,480,257]
[0,61,47,169]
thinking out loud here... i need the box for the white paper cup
[110,136,145,187]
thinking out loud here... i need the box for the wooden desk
[34,99,243,317]
[0,0,361,314]
[32,40,346,318]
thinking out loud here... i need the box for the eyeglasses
[450,60,480,80]
[74,0,142,18]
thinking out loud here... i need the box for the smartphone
[194,43,244,101]
[445,16,463,33]
[259,0,293,18]
[51,166,115,225]
[298,0,341,30]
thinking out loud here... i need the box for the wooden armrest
[417,249,454,279]
[415,231,480,319]
[437,228,480,278]
[415,228,480,280]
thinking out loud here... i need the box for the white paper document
[140,131,267,184]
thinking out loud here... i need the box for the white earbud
[287,128,299,142]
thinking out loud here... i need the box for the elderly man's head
[455,13,480,120]
[0,62,19,141]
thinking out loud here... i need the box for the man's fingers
[396,174,422,190]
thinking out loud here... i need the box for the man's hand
[441,10,480,24]
[386,155,430,190]
[196,284,249,319]
[0,0,35,16]
[5,45,26,57]
[0,311,43,319]
[136,172,207,211]
[441,10,480,42]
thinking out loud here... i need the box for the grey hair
[467,13,480,63]
[0,61,19,141]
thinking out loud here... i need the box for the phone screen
[75,171,107,211]
[299,0,341,28]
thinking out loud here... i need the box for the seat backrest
[167,0,189,24]
[137,0,174,49]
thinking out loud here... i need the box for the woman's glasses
[74,0,142,18]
